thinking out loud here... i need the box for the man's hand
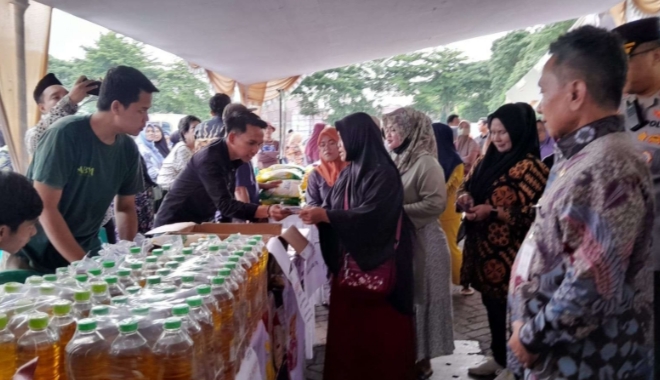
[69,76,100,104]
[509,320,538,368]
[269,205,292,221]
[259,180,282,190]
[465,204,492,222]
[300,207,329,225]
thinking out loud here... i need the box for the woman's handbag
[337,186,401,297]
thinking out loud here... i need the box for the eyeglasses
[629,46,660,58]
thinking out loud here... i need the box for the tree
[47,32,211,116]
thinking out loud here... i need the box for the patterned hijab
[315,127,348,187]
[382,107,437,174]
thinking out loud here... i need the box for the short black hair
[447,114,459,124]
[549,25,627,110]
[0,172,43,231]
[223,104,267,134]
[178,115,201,135]
[209,93,231,116]
[97,66,159,111]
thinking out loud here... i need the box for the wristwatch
[490,207,498,220]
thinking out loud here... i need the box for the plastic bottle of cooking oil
[24,276,44,297]
[101,260,116,275]
[186,296,218,379]
[116,269,136,289]
[234,250,255,324]
[211,276,236,378]
[103,276,126,298]
[144,276,162,293]
[72,290,92,319]
[17,312,60,380]
[172,254,185,264]
[43,274,58,283]
[195,284,222,368]
[8,300,34,340]
[0,313,17,380]
[128,246,142,259]
[74,274,89,289]
[171,305,204,379]
[180,274,196,289]
[130,262,146,288]
[153,317,194,380]
[65,319,110,380]
[144,256,160,277]
[36,283,58,315]
[225,261,249,360]
[109,318,155,379]
[89,282,111,305]
[182,247,194,258]
[51,300,76,380]
[242,245,261,329]
[87,268,102,279]
[125,286,142,296]
[90,305,118,343]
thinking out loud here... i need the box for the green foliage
[295,20,574,122]
[47,32,211,117]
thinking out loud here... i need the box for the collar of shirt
[555,115,624,160]
[213,138,245,170]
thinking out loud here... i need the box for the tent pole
[11,0,30,173]
[278,89,283,163]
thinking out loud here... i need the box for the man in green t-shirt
[19,66,159,273]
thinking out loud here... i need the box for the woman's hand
[299,207,329,225]
[269,205,292,221]
[456,193,474,212]
[465,204,492,222]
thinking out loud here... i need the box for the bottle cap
[27,312,49,330]
[182,248,193,256]
[119,318,139,333]
[52,300,72,316]
[90,282,108,294]
[4,282,22,293]
[161,285,177,294]
[162,244,172,251]
[234,250,245,257]
[112,296,129,305]
[91,305,109,316]
[173,255,185,263]
[43,274,58,283]
[117,269,131,277]
[211,276,226,285]
[130,247,142,254]
[186,296,203,308]
[242,246,253,252]
[104,276,118,285]
[181,275,195,283]
[208,245,220,252]
[172,304,190,316]
[218,268,231,277]
[130,262,143,270]
[26,276,43,285]
[131,306,150,316]
[246,240,257,246]
[165,261,179,269]
[145,256,158,263]
[146,276,161,286]
[0,313,7,330]
[87,268,102,277]
[163,317,182,330]
[156,269,171,277]
[56,267,70,275]
[152,249,164,256]
[196,284,211,295]
[39,284,56,296]
[253,235,263,242]
[228,256,240,263]
[126,286,141,295]
[102,261,115,269]
[75,274,88,283]
[74,290,91,302]
[77,318,97,332]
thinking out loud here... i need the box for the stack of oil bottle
[0,234,269,380]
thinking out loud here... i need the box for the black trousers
[482,294,508,367]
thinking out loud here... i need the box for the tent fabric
[0,0,52,172]
[204,69,300,109]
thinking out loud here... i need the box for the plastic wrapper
[256,168,304,183]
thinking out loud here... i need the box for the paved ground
[306,285,493,380]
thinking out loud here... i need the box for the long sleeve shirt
[507,116,654,379]
[26,94,79,156]
[154,138,259,226]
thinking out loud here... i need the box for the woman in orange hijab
[305,126,348,206]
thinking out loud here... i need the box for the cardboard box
[146,222,283,246]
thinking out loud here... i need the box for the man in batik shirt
[507,26,654,380]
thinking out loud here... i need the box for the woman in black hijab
[457,103,549,377]
[300,112,415,380]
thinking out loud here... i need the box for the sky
[49,9,507,64]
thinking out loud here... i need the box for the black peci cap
[612,17,660,55]
[33,73,63,103]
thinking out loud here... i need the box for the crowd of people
[0,19,658,380]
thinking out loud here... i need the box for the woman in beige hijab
[454,120,481,174]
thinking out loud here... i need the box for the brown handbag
[337,186,401,297]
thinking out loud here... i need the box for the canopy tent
[506,0,660,107]
[0,0,626,172]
